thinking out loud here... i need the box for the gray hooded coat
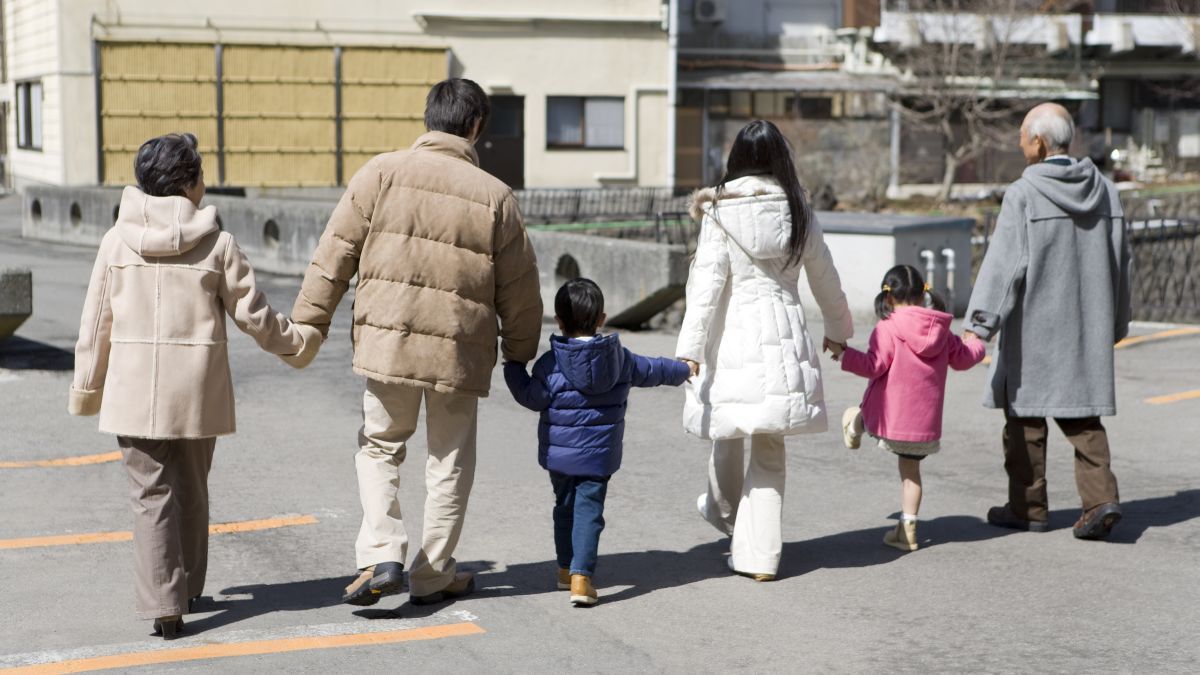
[965,157,1132,418]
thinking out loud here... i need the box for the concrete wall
[7,0,670,190]
[21,185,690,327]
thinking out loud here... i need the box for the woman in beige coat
[68,133,320,639]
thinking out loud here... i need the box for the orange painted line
[3,622,485,674]
[1146,389,1200,405]
[0,515,317,550]
[1116,327,1200,349]
[0,452,122,469]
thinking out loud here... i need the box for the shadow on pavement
[1048,489,1200,544]
[0,337,73,371]
[183,576,348,634]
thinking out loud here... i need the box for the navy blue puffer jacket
[504,333,690,477]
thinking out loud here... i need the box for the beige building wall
[8,0,671,189]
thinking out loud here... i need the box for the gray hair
[1026,112,1074,151]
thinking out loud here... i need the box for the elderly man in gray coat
[965,102,1132,540]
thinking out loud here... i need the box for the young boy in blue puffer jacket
[504,278,690,607]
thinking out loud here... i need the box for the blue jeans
[549,471,610,577]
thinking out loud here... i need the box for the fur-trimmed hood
[688,175,792,261]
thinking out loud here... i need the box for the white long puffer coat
[676,175,854,441]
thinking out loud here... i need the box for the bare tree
[880,1,1078,201]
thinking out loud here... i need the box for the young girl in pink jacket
[827,265,986,552]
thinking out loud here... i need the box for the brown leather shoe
[570,574,598,606]
[557,567,571,590]
[410,571,476,606]
[1073,502,1122,540]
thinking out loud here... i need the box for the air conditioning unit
[694,0,726,24]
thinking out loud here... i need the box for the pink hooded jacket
[842,306,986,442]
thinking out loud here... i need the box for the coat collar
[411,131,480,167]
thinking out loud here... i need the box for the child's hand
[679,358,700,379]
[823,337,846,361]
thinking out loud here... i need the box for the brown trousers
[1002,414,1119,522]
[119,436,215,619]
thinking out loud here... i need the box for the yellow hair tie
[881,284,892,293]
[924,282,932,292]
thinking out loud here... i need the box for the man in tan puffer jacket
[292,78,542,606]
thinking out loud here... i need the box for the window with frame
[546,96,624,149]
[16,80,43,151]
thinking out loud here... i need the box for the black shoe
[368,561,406,596]
[153,616,184,640]
[342,568,381,607]
[987,505,1049,532]
[1073,502,1122,540]
[410,572,476,606]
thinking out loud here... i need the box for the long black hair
[874,265,947,320]
[718,120,811,266]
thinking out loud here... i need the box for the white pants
[354,379,478,597]
[701,434,786,576]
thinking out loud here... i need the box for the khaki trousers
[702,434,787,576]
[1002,414,1120,522]
[119,436,215,620]
[355,379,478,597]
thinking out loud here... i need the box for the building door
[477,95,524,189]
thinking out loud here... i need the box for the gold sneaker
[883,520,919,552]
[570,574,598,606]
[557,567,571,590]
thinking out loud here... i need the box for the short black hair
[555,278,605,336]
[134,133,202,198]
[424,78,491,139]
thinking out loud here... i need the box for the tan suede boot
[570,574,598,606]
[557,568,571,590]
[883,520,919,552]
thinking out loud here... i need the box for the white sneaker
[842,407,864,450]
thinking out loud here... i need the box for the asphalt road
[2,194,1198,672]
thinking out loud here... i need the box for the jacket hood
[888,306,953,358]
[411,131,480,167]
[114,186,220,257]
[550,333,626,395]
[1020,157,1112,216]
[689,175,791,260]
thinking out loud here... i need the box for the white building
[2,0,672,191]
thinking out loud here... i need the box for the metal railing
[514,187,691,225]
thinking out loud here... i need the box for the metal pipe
[666,0,678,189]
[919,249,936,300]
[215,43,226,186]
[334,46,344,186]
[941,247,957,313]
[92,38,104,184]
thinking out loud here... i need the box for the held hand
[679,358,700,379]
[822,337,846,361]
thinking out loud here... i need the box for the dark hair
[555,278,605,336]
[718,119,811,266]
[424,78,491,139]
[874,265,947,320]
[134,133,202,198]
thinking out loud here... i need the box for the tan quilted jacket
[292,131,542,397]
[69,187,321,438]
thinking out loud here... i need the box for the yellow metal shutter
[99,43,218,186]
[221,45,337,187]
[340,47,446,180]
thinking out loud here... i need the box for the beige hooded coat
[69,187,320,439]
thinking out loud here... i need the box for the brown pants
[1002,414,1119,522]
[119,436,215,619]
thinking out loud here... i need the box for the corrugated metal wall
[99,43,218,186]
[98,42,444,187]
[341,48,445,179]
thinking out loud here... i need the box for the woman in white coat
[677,120,854,580]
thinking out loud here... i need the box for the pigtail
[925,289,948,313]
[874,290,894,320]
